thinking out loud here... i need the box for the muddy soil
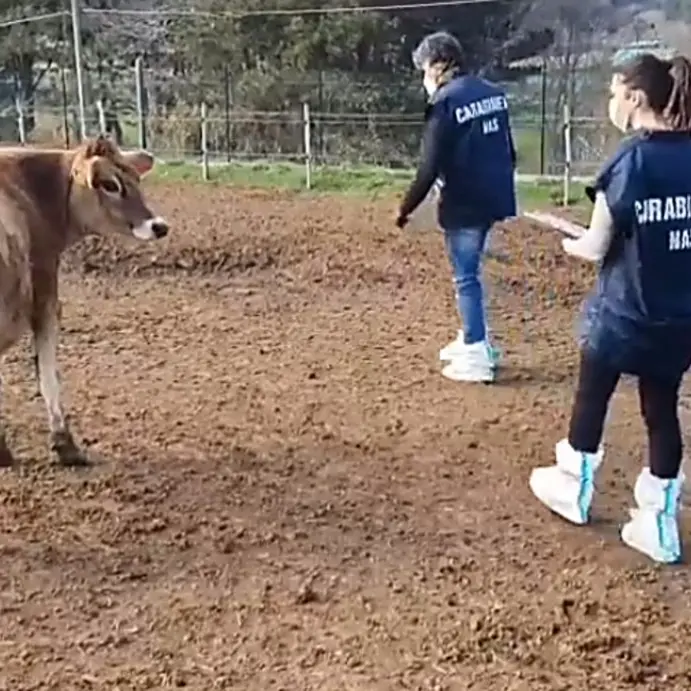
[1,185,689,690]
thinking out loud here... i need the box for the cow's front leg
[31,352,40,397]
[34,306,88,467]
[0,377,16,468]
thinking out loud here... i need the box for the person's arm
[509,130,517,169]
[561,191,614,262]
[566,144,636,261]
[398,108,447,220]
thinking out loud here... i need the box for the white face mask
[608,95,633,133]
[423,74,437,97]
[607,76,638,133]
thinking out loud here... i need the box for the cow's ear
[71,153,102,188]
[122,150,155,177]
[81,134,118,160]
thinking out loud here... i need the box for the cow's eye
[100,178,121,195]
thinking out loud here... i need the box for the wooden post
[303,101,312,190]
[539,58,547,176]
[201,102,209,181]
[134,56,147,149]
[224,66,231,162]
[16,98,25,144]
[562,102,572,207]
[60,64,70,148]
[96,98,106,134]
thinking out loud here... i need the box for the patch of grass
[152,160,313,188]
[520,177,588,211]
[149,159,589,210]
[150,159,414,194]
[513,125,545,176]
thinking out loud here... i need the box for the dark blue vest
[581,130,691,379]
[594,130,691,324]
[430,75,517,229]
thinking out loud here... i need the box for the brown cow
[0,135,169,468]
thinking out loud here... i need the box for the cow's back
[0,151,68,350]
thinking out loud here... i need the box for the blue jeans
[444,226,490,344]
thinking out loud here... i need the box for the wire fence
[0,0,501,28]
[2,60,616,187]
[0,0,671,205]
[0,0,632,200]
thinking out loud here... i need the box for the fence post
[539,59,547,176]
[224,66,231,162]
[562,102,572,207]
[16,98,25,145]
[96,98,106,134]
[303,101,312,190]
[317,69,324,162]
[201,102,209,181]
[60,65,70,148]
[70,0,87,140]
[134,56,147,149]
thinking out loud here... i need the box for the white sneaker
[529,439,604,525]
[439,331,465,361]
[439,333,500,369]
[441,340,496,383]
[621,467,683,564]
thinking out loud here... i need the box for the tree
[0,0,64,133]
[78,0,168,139]
[511,0,624,172]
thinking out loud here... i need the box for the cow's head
[69,135,169,241]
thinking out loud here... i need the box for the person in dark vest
[530,53,691,564]
[395,31,517,383]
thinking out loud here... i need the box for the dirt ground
[1,184,690,691]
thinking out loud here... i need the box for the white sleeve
[562,191,614,262]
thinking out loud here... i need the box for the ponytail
[665,55,691,130]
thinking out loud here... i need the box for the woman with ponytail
[530,53,691,564]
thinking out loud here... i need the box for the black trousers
[568,349,683,480]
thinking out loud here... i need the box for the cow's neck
[64,175,91,246]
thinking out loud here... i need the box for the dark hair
[412,31,465,72]
[616,53,691,130]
